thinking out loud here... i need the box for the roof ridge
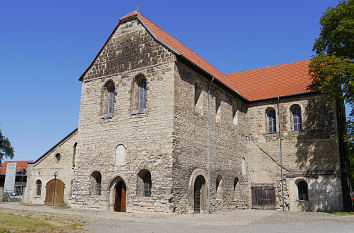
[225,59,311,75]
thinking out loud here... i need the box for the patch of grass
[333,211,354,216]
[0,213,81,232]
[19,201,42,206]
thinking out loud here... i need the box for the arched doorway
[45,179,64,206]
[194,175,206,213]
[114,180,126,212]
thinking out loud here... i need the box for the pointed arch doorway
[114,180,126,212]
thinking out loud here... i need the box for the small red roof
[225,60,313,101]
[0,161,32,175]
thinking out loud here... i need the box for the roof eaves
[249,91,316,103]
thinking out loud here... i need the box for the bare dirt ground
[1,202,354,233]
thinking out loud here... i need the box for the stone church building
[24,11,344,213]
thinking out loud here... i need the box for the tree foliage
[310,0,354,198]
[0,129,14,164]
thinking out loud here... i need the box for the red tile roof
[225,60,313,101]
[0,161,33,175]
[89,12,314,102]
[120,11,242,97]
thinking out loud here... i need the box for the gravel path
[1,202,353,233]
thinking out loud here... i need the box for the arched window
[55,153,61,161]
[215,94,221,123]
[72,143,77,167]
[91,171,102,195]
[137,169,151,197]
[132,75,146,114]
[232,105,238,125]
[216,175,223,199]
[194,83,203,115]
[266,108,276,133]
[297,181,308,201]
[233,177,240,200]
[102,80,115,118]
[36,180,42,196]
[291,105,302,131]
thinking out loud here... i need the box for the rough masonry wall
[172,62,249,213]
[73,18,176,212]
[24,131,77,205]
[247,95,343,211]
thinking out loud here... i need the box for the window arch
[90,171,102,195]
[102,80,115,118]
[137,169,151,197]
[132,75,146,114]
[36,180,42,196]
[266,108,276,133]
[291,105,302,131]
[297,180,308,201]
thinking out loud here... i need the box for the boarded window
[266,108,276,133]
[241,158,246,175]
[115,145,126,166]
[291,105,302,131]
[36,180,42,196]
[298,181,308,201]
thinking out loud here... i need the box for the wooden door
[251,186,275,210]
[114,181,126,212]
[45,179,64,206]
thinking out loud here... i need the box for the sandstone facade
[24,12,344,213]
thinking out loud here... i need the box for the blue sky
[0,0,344,162]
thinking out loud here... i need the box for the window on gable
[132,75,147,114]
[91,171,102,195]
[36,180,42,196]
[101,80,115,119]
[215,95,221,123]
[297,180,308,201]
[266,108,276,133]
[194,83,203,115]
[55,153,61,161]
[291,105,302,131]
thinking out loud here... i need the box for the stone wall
[172,61,249,213]
[247,94,343,211]
[24,130,77,205]
[72,17,177,212]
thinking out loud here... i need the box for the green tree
[0,129,14,164]
[309,0,353,211]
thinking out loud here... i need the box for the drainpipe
[277,96,285,211]
[207,77,214,214]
